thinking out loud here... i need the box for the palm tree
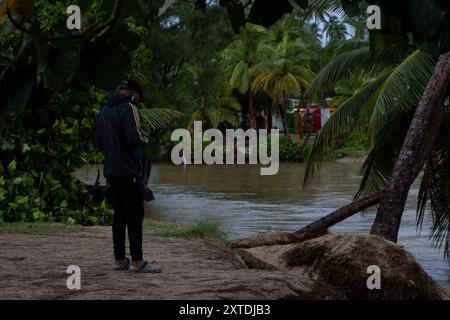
[268,8,321,47]
[323,16,348,43]
[303,44,450,257]
[251,35,316,132]
[189,95,241,129]
[329,76,368,108]
[222,23,267,128]
[304,1,330,25]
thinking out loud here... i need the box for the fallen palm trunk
[371,51,450,242]
[232,230,308,248]
[233,190,385,248]
[294,190,385,236]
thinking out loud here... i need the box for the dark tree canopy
[217,0,450,53]
[218,0,308,33]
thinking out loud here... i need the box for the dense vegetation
[1,0,450,260]
[0,0,236,224]
[0,0,364,226]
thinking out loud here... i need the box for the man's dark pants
[108,178,144,262]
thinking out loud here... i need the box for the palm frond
[417,114,450,260]
[229,60,248,92]
[305,46,401,98]
[304,72,390,185]
[356,108,413,198]
[307,0,346,17]
[324,51,435,197]
[210,107,239,127]
[251,73,269,92]
[333,39,369,55]
[215,96,241,111]
[139,108,184,130]
[368,50,436,139]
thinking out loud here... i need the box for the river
[75,162,450,287]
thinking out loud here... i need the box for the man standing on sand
[95,80,161,273]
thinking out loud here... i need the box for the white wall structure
[321,108,330,127]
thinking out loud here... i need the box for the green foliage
[417,113,450,257]
[325,127,369,160]
[156,133,315,164]
[305,49,436,187]
[222,12,320,130]
[2,0,448,256]
[139,108,184,131]
[131,2,234,119]
[305,46,401,98]
[251,34,316,102]
[304,72,388,182]
[279,135,364,163]
[33,0,69,32]
[0,1,233,225]
[279,138,303,162]
[323,15,348,42]
[222,23,267,94]
[303,20,450,257]
[0,88,111,224]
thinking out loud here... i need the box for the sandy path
[0,228,327,300]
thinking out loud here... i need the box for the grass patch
[0,222,88,235]
[0,220,228,242]
[144,219,228,242]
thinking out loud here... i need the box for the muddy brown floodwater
[75,162,450,289]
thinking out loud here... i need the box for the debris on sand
[279,233,444,300]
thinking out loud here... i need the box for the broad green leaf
[7,160,16,174]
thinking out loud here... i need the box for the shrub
[0,88,112,225]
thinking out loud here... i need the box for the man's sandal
[129,261,161,273]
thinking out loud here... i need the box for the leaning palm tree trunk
[234,191,385,248]
[294,190,384,237]
[371,51,450,242]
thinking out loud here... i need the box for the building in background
[269,98,335,137]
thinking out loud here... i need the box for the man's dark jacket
[95,93,148,180]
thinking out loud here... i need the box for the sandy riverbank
[0,224,340,300]
[0,223,447,300]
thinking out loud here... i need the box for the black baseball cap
[120,79,145,101]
